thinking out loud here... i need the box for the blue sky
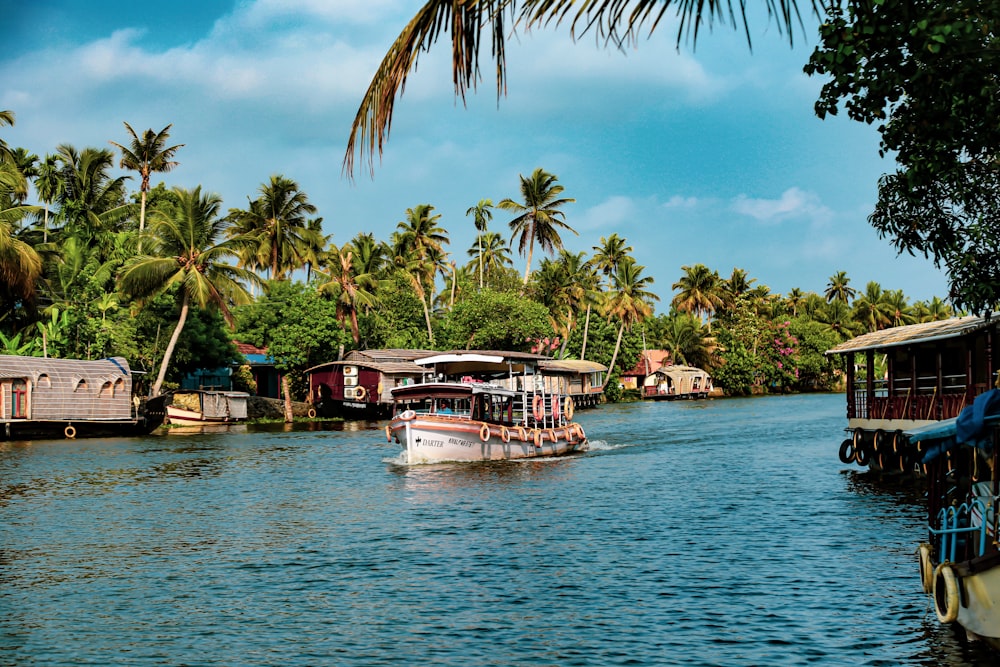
[1,0,951,310]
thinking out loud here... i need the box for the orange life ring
[552,394,561,420]
[532,429,542,448]
[399,409,416,421]
[532,395,544,421]
[515,426,528,442]
[308,408,317,418]
[64,425,76,439]
[576,425,586,441]
[500,426,511,443]
[385,424,392,443]
[547,428,557,443]
[355,386,367,401]
[480,423,491,442]
[564,396,574,421]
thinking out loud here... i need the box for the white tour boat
[385,351,588,464]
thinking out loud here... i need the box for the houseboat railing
[931,501,992,563]
[851,377,985,421]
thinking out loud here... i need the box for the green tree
[119,186,260,396]
[498,168,576,285]
[316,241,379,345]
[806,0,1000,315]
[824,270,856,304]
[603,258,658,387]
[466,198,493,288]
[109,122,184,231]
[437,288,553,351]
[227,175,323,281]
[671,263,724,327]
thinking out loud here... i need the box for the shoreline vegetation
[1,115,955,405]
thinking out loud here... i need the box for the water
[1,394,997,666]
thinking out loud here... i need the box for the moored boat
[386,351,588,464]
[905,389,1000,648]
[0,355,166,440]
[166,390,249,425]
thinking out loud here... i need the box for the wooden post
[845,353,856,419]
[936,344,944,420]
[866,349,875,420]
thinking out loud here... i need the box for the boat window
[11,380,27,418]
[37,373,51,389]
[100,381,114,398]
[75,378,88,393]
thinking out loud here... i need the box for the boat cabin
[305,349,435,418]
[644,365,712,400]
[389,382,517,425]
[537,359,607,408]
[826,314,999,470]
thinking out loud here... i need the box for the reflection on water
[0,395,998,666]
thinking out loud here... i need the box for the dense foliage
[0,114,958,401]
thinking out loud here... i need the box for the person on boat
[438,401,452,414]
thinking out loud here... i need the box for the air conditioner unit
[344,376,358,387]
[344,387,357,399]
[344,366,358,377]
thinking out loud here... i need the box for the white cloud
[731,187,832,225]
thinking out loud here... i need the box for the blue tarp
[909,389,1000,463]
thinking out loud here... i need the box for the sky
[1,0,951,311]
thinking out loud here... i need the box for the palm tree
[466,231,513,285]
[34,154,60,243]
[109,123,184,231]
[671,264,724,327]
[785,287,806,317]
[316,242,379,344]
[661,310,717,370]
[883,289,916,328]
[498,168,576,285]
[466,198,493,288]
[851,281,892,332]
[824,270,857,304]
[393,204,449,337]
[52,144,134,248]
[0,162,42,304]
[603,258,659,388]
[118,186,260,396]
[0,110,14,162]
[226,175,324,281]
[723,267,756,308]
[343,1,808,175]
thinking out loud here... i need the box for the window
[11,380,27,418]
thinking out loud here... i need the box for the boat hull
[166,405,243,426]
[388,414,586,464]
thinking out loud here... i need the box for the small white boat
[906,389,1000,649]
[166,390,250,425]
[386,351,587,464]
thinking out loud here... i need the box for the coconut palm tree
[824,270,857,304]
[671,264,724,327]
[851,281,892,332]
[110,123,184,231]
[316,242,379,344]
[0,110,14,162]
[591,233,633,286]
[466,231,513,286]
[603,258,659,388]
[393,203,449,330]
[499,168,576,285]
[226,175,324,281]
[34,154,60,243]
[0,162,42,304]
[343,1,808,176]
[785,287,806,317]
[660,310,717,369]
[52,144,134,249]
[118,186,260,396]
[466,198,493,288]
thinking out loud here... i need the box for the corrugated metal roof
[826,314,998,354]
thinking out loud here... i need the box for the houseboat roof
[0,355,132,380]
[654,365,710,378]
[303,359,428,376]
[390,381,517,400]
[538,359,608,374]
[826,313,999,355]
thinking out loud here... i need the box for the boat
[643,364,713,400]
[826,313,999,472]
[0,355,167,440]
[305,349,435,419]
[904,388,1000,648]
[386,351,588,464]
[537,358,608,409]
[165,390,250,425]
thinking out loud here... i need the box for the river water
[1,393,997,666]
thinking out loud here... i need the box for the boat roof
[414,350,549,374]
[390,381,517,400]
[826,313,999,355]
[538,359,608,374]
[653,364,710,377]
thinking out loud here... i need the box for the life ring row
[531,394,575,422]
[476,422,587,445]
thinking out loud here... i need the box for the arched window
[75,379,88,393]
[100,381,114,398]
[37,373,51,389]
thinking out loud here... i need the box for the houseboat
[826,314,999,472]
[0,355,167,440]
[386,351,588,464]
[904,389,1000,649]
[305,349,435,419]
[165,390,250,425]
[643,364,713,400]
[537,358,607,408]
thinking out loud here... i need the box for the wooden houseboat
[386,351,588,464]
[643,364,713,400]
[305,349,435,419]
[537,359,607,409]
[0,355,167,440]
[826,314,999,472]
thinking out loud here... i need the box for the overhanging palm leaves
[344,0,811,176]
